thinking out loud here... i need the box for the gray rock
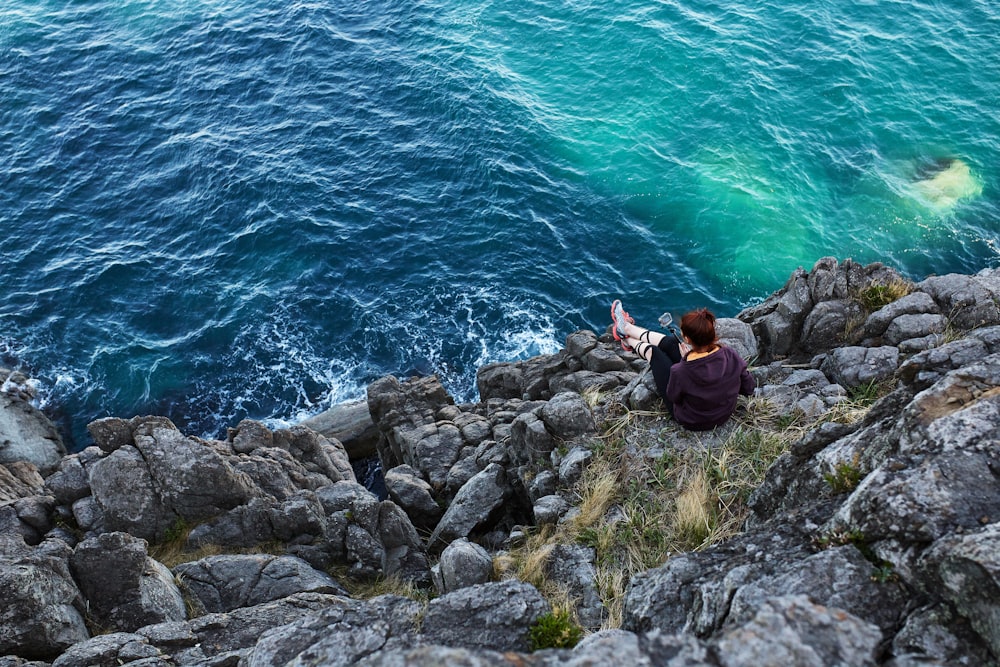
[50,632,153,667]
[429,463,509,549]
[367,374,455,469]
[716,317,758,360]
[800,299,853,353]
[539,392,596,440]
[445,453,481,496]
[510,412,555,466]
[173,554,346,613]
[394,422,465,490]
[820,346,899,389]
[712,595,881,667]
[245,595,423,667]
[274,425,355,485]
[565,330,599,359]
[434,538,494,594]
[543,544,605,631]
[827,449,1000,543]
[728,545,907,633]
[70,495,102,532]
[864,291,940,338]
[298,398,379,460]
[533,494,569,526]
[527,469,557,503]
[229,419,274,454]
[793,394,827,418]
[383,464,442,531]
[137,592,346,664]
[0,390,65,475]
[87,417,139,452]
[783,369,831,392]
[377,500,431,584]
[89,419,259,541]
[582,346,629,373]
[43,456,90,506]
[69,531,186,632]
[739,267,813,360]
[897,338,989,391]
[918,269,1000,330]
[315,479,374,514]
[558,447,592,487]
[917,523,1000,658]
[0,461,44,508]
[892,603,996,667]
[0,535,89,661]
[420,580,549,652]
[883,313,947,346]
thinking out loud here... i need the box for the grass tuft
[529,606,584,650]
[854,278,913,313]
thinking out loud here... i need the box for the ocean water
[1,0,998,449]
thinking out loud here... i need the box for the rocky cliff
[1,257,999,666]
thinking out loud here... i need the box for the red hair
[680,309,717,347]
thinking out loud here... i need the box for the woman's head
[680,308,717,347]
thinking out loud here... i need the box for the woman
[611,300,755,431]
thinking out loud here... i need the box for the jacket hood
[686,346,740,385]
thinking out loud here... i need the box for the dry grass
[497,392,817,631]
[853,277,914,313]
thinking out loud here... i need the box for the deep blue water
[2,0,998,449]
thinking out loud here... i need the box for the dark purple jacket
[665,345,755,431]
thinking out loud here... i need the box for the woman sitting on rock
[611,300,755,430]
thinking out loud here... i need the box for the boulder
[244,595,423,667]
[420,580,549,652]
[429,463,509,549]
[543,544,605,631]
[916,523,1000,658]
[712,595,881,667]
[298,398,380,460]
[136,592,345,665]
[69,532,186,632]
[918,269,1000,330]
[88,419,259,541]
[716,317,758,360]
[0,461,44,505]
[383,464,442,531]
[539,392,596,440]
[0,535,89,660]
[0,388,64,475]
[49,632,161,667]
[433,538,494,594]
[863,291,940,338]
[173,554,346,613]
[820,346,899,389]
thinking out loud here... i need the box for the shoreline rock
[2,257,1000,666]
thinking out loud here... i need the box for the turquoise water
[1,0,997,448]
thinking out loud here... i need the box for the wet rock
[0,389,65,475]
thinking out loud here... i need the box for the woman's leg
[621,321,667,360]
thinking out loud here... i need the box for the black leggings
[636,334,683,411]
